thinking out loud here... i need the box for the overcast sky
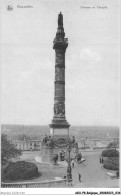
[1,0,120,126]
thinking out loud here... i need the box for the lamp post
[67,142,72,185]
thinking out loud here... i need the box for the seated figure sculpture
[46,136,54,148]
[43,135,49,145]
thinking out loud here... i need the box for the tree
[107,142,118,151]
[1,134,22,165]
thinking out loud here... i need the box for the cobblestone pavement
[50,151,117,186]
[20,150,119,188]
[74,179,120,188]
[71,152,107,185]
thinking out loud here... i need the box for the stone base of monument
[50,128,69,136]
[39,141,78,166]
[49,117,70,136]
[39,146,53,163]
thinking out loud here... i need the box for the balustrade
[1,179,67,188]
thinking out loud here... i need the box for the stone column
[50,12,70,136]
[54,48,65,119]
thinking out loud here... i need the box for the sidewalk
[74,179,120,188]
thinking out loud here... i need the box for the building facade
[12,139,41,151]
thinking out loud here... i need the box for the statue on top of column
[58,12,63,27]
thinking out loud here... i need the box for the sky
[1,0,120,126]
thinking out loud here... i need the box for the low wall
[1,179,67,188]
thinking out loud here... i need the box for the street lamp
[67,142,72,185]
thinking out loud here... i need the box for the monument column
[50,12,70,137]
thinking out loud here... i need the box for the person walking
[100,157,101,164]
[116,170,119,179]
[63,175,66,179]
[78,173,81,182]
[72,162,74,168]
[102,157,104,164]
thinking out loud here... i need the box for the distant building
[12,137,41,151]
[96,141,107,148]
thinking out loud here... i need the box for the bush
[1,166,6,181]
[102,149,119,157]
[3,161,39,180]
[103,157,119,170]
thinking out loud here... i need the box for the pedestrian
[100,157,101,164]
[102,158,104,164]
[116,170,119,179]
[78,173,81,182]
[72,162,74,168]
[63,175,66,179]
